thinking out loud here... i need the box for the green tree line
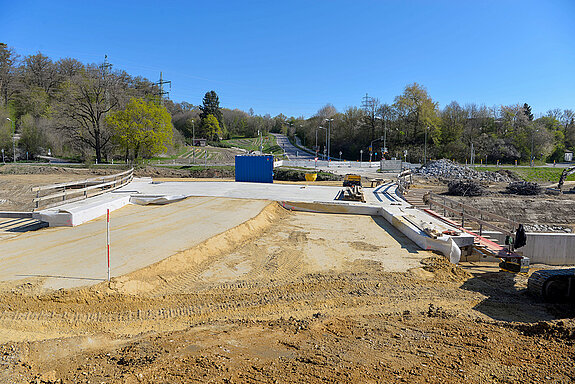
[1,43,573,164]
[294,83,575,164]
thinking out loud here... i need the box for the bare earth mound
[0,204,573,383]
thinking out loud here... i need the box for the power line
[361,93,375,113]
[155,72,171,105]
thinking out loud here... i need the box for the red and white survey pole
[106,208,111,282]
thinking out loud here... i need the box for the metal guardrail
[31,168,134,211]
[423,192,519,236]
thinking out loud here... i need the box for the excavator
[557,165,575,192]
[527,165,575,302]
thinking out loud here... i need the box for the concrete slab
[0,197,270,289]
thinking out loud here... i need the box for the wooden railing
[31,168,134,211]
[423,192,519,236]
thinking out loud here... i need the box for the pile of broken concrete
[416,159,513,182]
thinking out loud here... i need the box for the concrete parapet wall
[483,231,575,265]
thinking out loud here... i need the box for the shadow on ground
[371,215,420,254]
[460,267,575,322]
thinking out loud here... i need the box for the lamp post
[191,119,195,164]
[375,116,388,158]
[324,118,333,162]
[424,126,429,165]
[6,118,15,163]
[316,126,326,160]
[530,128,539,167]
[360,149,363,166]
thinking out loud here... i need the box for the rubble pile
[506,181,542,195]
[416,159,513,182]
[525,224,572,233]
[447,180,485,196]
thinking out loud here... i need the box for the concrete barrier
[484,231,575,265]
[33,193,132,227]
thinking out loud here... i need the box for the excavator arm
[558,166,575,191]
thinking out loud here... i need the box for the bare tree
[0,43,18,106]
[56,57,84,78]
[57,64,118,162]
[23,53,60,95]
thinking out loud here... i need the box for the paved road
[271,133,315,160]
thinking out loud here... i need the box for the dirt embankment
[0,205,573,383]
[0,165,235,212]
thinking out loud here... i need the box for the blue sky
[2,0,574,118]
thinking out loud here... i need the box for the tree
[56,57,84,78]
[361,95,380,142]
[199,90,223,127]
[57,64,119,162]
[18,113,44,158]
[523,103,534,121]
[0,43,18,107]
[22,53,60,96]
[201,114,221,141]
[106,97,173,160]
[393,83,440,145]
[440,101,466,144]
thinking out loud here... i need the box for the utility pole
[155,72,171,105]
[100,55,113,163]
[325,118,333,162]
[100,55,113,77]
[424,127,429,165]
[191,119,195,164]
[361,93,374,112]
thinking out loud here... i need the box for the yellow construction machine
[343,174,362,187]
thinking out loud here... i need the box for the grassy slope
[223,135,284,156]
[476,166,575,183]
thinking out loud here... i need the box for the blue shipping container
[235,155,274,183]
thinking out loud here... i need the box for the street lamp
[424,126,429,165]
[6,118,15,163]
[191,119,195,164]
[530,128,539,167]
[316,126,327,160]
[375,116,388,158]
[324,118,333,162]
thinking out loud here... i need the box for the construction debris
[416,159,513,182]
[506,181,542,195]
[525,224,572,233]
[447,180,485,196]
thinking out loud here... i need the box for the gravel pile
[524,224,572,233]
[416,159,513,182]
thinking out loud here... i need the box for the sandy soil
[0,172,574,383]
[0,204,573,383]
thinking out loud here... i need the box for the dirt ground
[0,169,574,383]
[410,177,575,231]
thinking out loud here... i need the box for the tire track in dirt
[0,205,480,344]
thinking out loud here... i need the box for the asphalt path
[271,133,315,160]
